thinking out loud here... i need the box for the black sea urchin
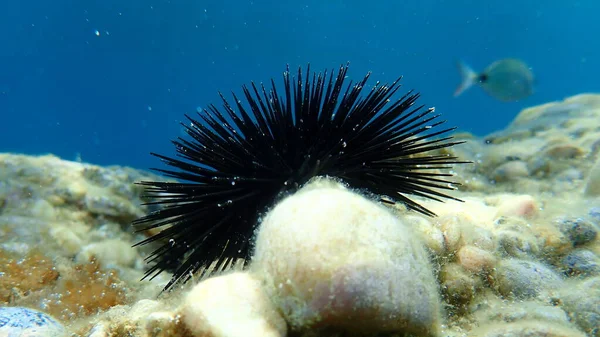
[133,63,468,291]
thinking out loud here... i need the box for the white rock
[251,179,442,336]
[0,307,67,337]
[76,239,139,267]
[584,155,600,196]
[494,194,538,219]
[178,272,287,337]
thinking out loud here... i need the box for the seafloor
[1,93,599,337]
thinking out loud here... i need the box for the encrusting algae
[0,93,599,337]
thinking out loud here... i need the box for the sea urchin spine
[133,63,469,291]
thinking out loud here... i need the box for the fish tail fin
[453,60,478,97]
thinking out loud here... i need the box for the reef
[1,93,600,337]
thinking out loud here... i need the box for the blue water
[1,0,598,168]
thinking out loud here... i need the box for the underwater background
[1,0,598,168]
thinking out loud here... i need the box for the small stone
[456,245,496,273]
[86,323,108,337]
[493,259,563,300]
[405,215,445,255]
[466,226,496,252]
[532,223,573,257]
[29,199,57,220]
[470,320,586,337]
[590,207,600,222]
[560,277,600,336]
[76,239,139,268]
[0,307,67,337]
[584,155,600,197]
[559,218,598,246]
[561,249,600,277]
[544,144,584,159]
[495,229,540,258]
[491,161,529,182]
[495,195,538,219]
[557,168,583,182]
[438,215,465,254]
[439,263,481,308]
[49,225,84,256]
[473,300,570,325]
[252,180,442,336]
[144,311,179,337]
[178,272,287,337]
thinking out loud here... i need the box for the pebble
[438,215,466,253]
[439,263,481,308]
[76,239,139,267]
[470,320,586,337]
[561,249,600,277]
[492,259,563,300]
[49,225,84,256]
[251,180,442,336]
[590,207,600,222]
[0,307,67,337]
[84,190,143,222]
[556,168,584,182]
[559,217,598,246]
[560,277,600,336]
[494,229,540,258]
[532,224,573,257]
[495,195,538,219]
[405,215,445,255]
[544,143,584,159]
[456,245,496,273]
[144,311,179,337]
[490,161,529,182]
[473,300,570,325]
[584,155,600,197]
[178,272,287,337]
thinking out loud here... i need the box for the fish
[453,58,534,102]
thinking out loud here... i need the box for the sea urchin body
[133,63,468,291]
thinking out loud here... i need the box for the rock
[495,228,540,258]
[491,161,529,182]
[590,207,600,222]
[456,245,496,273]
[584,155,600,197]
[556,168,584,182]
[532,223,573,257]
[439,263,481,309]
[0,307,67,337]
[492,259,563,300]
[251,179,442,336]
[560,277,600,336]
[178,272,287,337]
[466,226,496,252]
[544,143,585,159]
[405,215,445,255]
[561,249,600,277]
[470,320,586,337]
[438,215,465,254]
[76,239,139,268]
[143,311,181,337]
[49,225,84,256]
[494,195,538,219]
[559,217,598,246]
[473,300,570,325]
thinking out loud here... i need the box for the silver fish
[454,58,534,102]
